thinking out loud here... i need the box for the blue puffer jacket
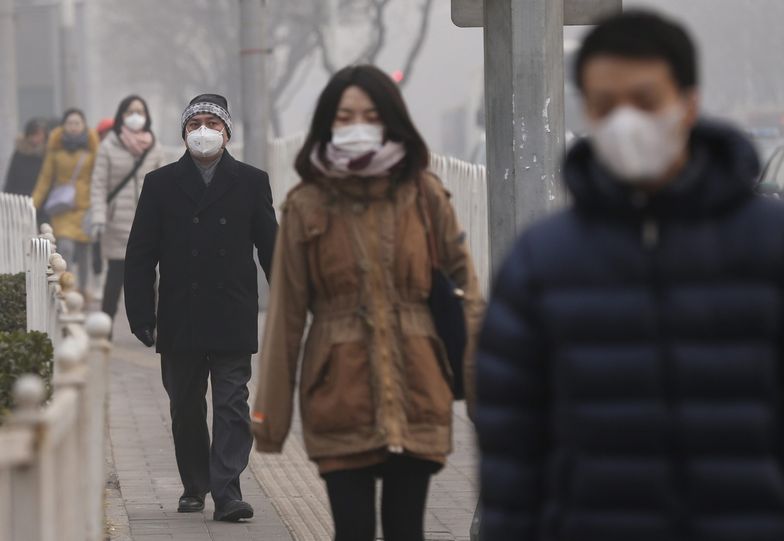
[476,121,784,541]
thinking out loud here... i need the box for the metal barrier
[0,223,113,541]
[269,134,491,294]
[0,193,37,274]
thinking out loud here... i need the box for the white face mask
[331,123,384,157]
[123,113,146,132]
[186,125,224,158]
[590,104,687,184]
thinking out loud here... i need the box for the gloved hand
[91,222,105,240]
[133,327,155,348]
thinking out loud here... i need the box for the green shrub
[0,330,53,418]
[0,273,26,333]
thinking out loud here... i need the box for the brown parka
[252,172,484,471]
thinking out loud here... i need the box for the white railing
[0,194,37,274]
[0,225,113,541]
[429,154,490,294]
[269,134,491,293]
[25,226,61,337]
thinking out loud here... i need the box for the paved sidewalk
[105,305,293,541]
[105,306,479,540]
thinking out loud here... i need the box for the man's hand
[133,327,156,347]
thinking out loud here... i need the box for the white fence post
[3,375,46,541]
[49,331,90,541]
[0,194,37,274]
[26,232,54,333]
[0,213,113,540]
[84,311,112,541]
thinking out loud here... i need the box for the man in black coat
[476,11,784,541]
[124,94,277,522]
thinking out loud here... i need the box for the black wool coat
[124,150,277,353]
[4,144,44,196]
[476,121,784,541]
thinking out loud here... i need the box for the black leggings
[322,455,435,541]
[102,259,125,319]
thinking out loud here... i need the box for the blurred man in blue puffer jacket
[476,10,784,541]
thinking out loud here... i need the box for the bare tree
[96,0,436,138]
[268,0,435,134]
[313,0,433,83]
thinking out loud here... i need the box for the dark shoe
[213,500,254,522]
[177,495,205,513]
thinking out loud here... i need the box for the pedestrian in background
[476,10,784,541]
[124,94,277,522]
[251,65,484,541]
[96,117,114,141]
[90,95,165,328]
[3,118,49,196]
[31,108,98,295]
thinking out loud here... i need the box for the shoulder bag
[43,152,87,217]
[416,174,468,400]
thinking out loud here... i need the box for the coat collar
[563,120,759,220]
[174,150,239,211]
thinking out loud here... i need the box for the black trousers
[101,259,125,319]
[160,351,253,508]
[322,455,435,541]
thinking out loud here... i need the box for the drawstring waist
[311,295,430,320]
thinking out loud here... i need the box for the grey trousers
[57,237,90,291]
[160,351,253,507]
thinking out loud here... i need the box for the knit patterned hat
[181,94,232,139]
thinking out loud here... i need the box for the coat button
[219,217,227,225]
[218,249,227,256]
[191,249,199,257]
[192,217,200,224]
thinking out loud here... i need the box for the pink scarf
[120,126,153,158]
[311,141,407,179]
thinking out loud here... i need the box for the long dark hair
[112,95,152,136]
[294,65,429,183]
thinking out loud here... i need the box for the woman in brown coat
[252,65,484,541]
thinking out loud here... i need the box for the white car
[757,146,784,197]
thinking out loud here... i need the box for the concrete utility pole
[483,0,567,270]
[61,0,79,109]
[454,0,621,272]
[239,0,269,169]
[0,0,19,184]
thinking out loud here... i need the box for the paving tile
[106,306,293,540]
[107,306,479,540]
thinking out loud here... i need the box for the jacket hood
[14,135,46,157]
[47,126,100,153]
[563,120,760,220]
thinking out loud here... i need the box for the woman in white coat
[90,95,165,327]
